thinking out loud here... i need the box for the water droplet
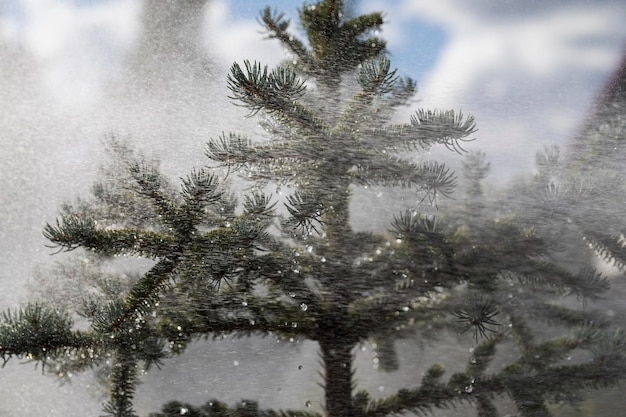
[300,303,308,311]
[305,401,311,407]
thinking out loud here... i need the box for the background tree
[2,2,626,417]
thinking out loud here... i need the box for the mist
[1,0,625,416]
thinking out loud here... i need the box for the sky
[1,0,625,182]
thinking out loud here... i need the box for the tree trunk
[320,338,354,417]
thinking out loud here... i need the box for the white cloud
[2,0,141,108]
[203,0,285,69]
[397,0,626,182]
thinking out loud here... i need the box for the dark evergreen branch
[129,162,178,226]
[454,294,500,342]
[109,257,180,333]
[152,398,322,417]
[228,61,326,133]
[520,337,590,369]
[0,303,90,365]
[351,157,458,200]
[43,215,176,258]
[410,110,477,153]
[364,109,476,154]
[247,254,321,312]
[390,76,417,106]
[299,2,385,72]
[180,168,222,225]
[520,258,610,304]
[580,229,626,272]
[499,294,609,329]
[362,363,469,417]
[475,395,499,417]
[157,292,319,349]
[102,348,139,417]
[284,191,325,234]
[205,133,305,169]
[241,157,314,185]
[336,57,400,131]
[258,6,313,70]
[242,192,277,222]
[390,211,448,242]
[347,283,454,342]
[343,12,385,38]
[205,133,255,167]
[184,305,316,340]
[466,336,502,380]
[357,56,398,95]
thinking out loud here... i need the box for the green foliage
[2,1,626,417]
[0,303,78,364]
[149,399,321,417]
